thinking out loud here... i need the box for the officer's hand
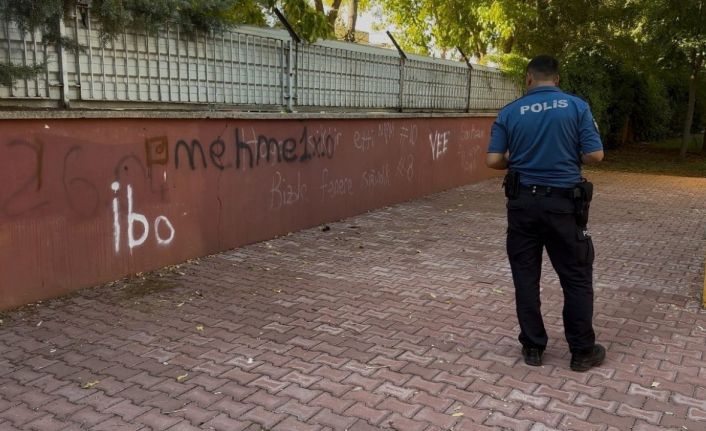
[581,150,604,165]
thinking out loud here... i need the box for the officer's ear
[553,74,560,86]
[525,72,533,88]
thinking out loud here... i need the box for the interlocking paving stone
[1,172,705,430]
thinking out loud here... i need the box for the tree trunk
[314,0,324,14]
[681,77,696,158]
[345,0,359,42]
[502,35,514,54]
[473,40,485,62]
[327,0,343,27]
[681,53,701,159]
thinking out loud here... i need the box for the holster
[573,179,593,227]
[503,170,520,199]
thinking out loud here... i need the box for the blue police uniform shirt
[487,85,603,189]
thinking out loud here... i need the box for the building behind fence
[0,6,520,112]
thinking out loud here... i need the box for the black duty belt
[519,184,574,198]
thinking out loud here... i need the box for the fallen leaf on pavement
[81,380,99,389]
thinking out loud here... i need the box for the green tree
[312,0,370,42]
[313,0,342,28]
[0,0,332,86]
[375,0,492,57]
[0,0,270,41]
[375,0,682,148]
[639,0,706,158]
[280,0,331,41]
[0,0,75,86]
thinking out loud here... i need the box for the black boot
[522,347,544,366]
[570,344,605,372]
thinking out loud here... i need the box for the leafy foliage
[0,0,331,42]
[378,0,706,152]
[638,0,706,155]
[88,0,270,40]
[0,0,67,45]
[0,0,334,85]
[281,0,332,41]
[560,47,614,144]
[3,0,706,153]
[0,63,45,87]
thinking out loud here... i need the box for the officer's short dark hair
[526,55,559,80]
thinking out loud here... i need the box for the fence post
[57,16,71,108]
[274,8,301,113]
[398,58,405,112]
[386,32,407,112]
[457,47,473,113]
[466,68,473,112]
[3,20,14,97]
[72,4,82,100]
[285,40,295,112]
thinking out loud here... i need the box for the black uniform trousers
[506,186,596,354]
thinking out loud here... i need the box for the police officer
[486,55,605,372]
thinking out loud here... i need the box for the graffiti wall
[0,116,496,310]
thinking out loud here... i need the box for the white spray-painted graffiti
[429,130,450,161]
[362,164,392,191]
[270,171,307,210]
[353,129,375,152]
[320,168,354,202]
[399,124,418,146]
[111,181,175,254]
[396,155,415,182]
[378,122,395,145]
[2,120,490,260]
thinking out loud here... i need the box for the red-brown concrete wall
[0,115,496,310]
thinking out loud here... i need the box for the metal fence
[0,6,520,112]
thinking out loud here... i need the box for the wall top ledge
[0,110,499,121]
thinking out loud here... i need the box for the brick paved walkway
[1,171,705,431]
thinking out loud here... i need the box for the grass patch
[649,134,704,151]
[588,142,706,178]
